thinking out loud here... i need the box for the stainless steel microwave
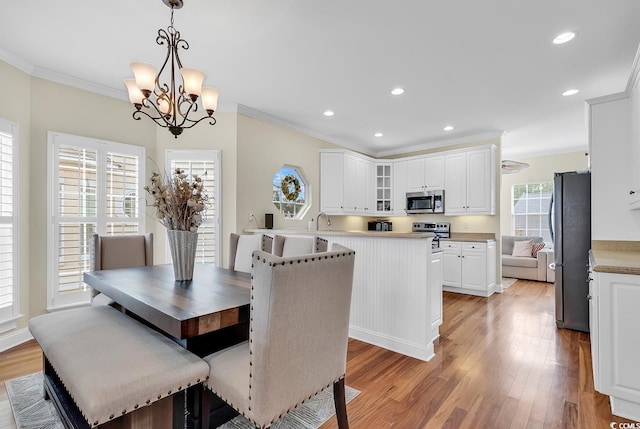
[406,190,444,214]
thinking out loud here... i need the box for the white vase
[167,229,198,281]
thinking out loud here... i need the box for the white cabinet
[425,155,445,190]
[344,154,373,213]
[320,151,344,214]
[591,270,640,421]
[429,250,443,342]
[442,241,462,287]
[320,151,373,215]
[441,240,496,296]
[406,155,444,192]
[374,163,393,215]
[320,145,496,218]
[392,161,407,215]
[444,147,496,215]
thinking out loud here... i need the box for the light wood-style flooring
[0,280,638,428]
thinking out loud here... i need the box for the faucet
[316,212,331,230]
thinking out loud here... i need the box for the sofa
[501,235,553,282]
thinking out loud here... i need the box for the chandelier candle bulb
[180,67,205,99]
[130,62,157,95]
[124,79,144,105]
[157,97,172,116]
[201,87,219,114]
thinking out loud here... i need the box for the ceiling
[1,1,639,158]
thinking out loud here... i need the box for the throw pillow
[531,242,546,257]
[512,240,533,257]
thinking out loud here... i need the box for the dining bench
[29,305,210,428]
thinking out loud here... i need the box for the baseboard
[443,286,494,297]
[349,325,435,362]
[0,327,33,353]
[610,396,640,422]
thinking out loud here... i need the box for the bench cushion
[29,305,209,427]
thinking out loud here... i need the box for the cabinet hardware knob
[587,294,593,300]
[631,190,636,195]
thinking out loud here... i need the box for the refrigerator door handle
[548,192,554,242]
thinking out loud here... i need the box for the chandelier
[124,0,219,138]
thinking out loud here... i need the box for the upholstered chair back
[247,244,355,426]
[90,233,154,305]
[91,233,154,271]
[228,233,273,273]
[273,235,328,257]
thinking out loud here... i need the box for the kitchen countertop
[441,233,496,243]
[590,248,640,275]
[245,228,436,239]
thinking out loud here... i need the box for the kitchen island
[246,229,441,361]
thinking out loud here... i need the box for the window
[512,181,553,243]
[0,119,18,331]
[48,132,144,309]
[272,165,310,219]
[166,150,221,265]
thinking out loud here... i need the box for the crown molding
[586,91,629,106]
[31,66,130,101]
[0,47,35,75]
[373,131,504,158]
[626,43,640,93]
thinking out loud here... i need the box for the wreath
[281,174,301,201]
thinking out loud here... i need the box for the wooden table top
[83,264,251,339]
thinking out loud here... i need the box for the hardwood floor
[0,280,637,428]
[320,280,638,429]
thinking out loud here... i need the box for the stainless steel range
[412,222,450,250]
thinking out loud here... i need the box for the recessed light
[391,88,405,95]
[444,126,454,131]
[562,89,579,96]
[553,32,576,44]
[374,132,383,137]
[323,110,334,117]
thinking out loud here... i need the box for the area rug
[5,372,63,429]
[6,372,359,429]
[502,277,518,288]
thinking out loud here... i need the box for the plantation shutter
[48,133,144,308]
[167,150,220,265]
[0,120,17,324]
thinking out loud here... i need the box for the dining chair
[90,233,154,305]
[229,233,274,274]
[272,235,328,257]
[201,243,356,429]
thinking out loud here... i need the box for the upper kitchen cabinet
[344,154,374,213]
[406,155,445,192]
[444,145,496,215]
[320,150,374,215]
[392,161,408,216]
[374,162,393,214]
[320,151,345,214]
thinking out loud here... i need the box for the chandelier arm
[132,109,171,129]
[153,28,173,99]
[179,114,217,129]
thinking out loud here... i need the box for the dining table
[82,263,252,428]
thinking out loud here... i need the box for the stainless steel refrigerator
[549,171,591,332]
